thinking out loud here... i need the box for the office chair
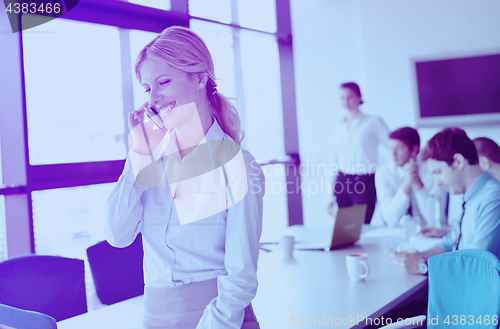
[86,233,144,305]
[0,255,87,322]
[380,249,500,329]
[0,303,57,329]
[427,249,500,328]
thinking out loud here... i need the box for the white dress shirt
[105,118,265,329]
[329,112,390,175]
[374,157,447,227]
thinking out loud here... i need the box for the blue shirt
[438,171,500,257]
[106,118,265,329]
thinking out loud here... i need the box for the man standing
[388,127,500,274]
[374,127,447,228]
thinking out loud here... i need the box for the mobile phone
[145,106,164,128]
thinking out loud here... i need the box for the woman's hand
[128,102,168,155]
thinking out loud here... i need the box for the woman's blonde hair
[134,26,244,144]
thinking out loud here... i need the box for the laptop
[294,204,368,251]
[328,203,367,249]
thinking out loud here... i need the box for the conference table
[57,226,437,329]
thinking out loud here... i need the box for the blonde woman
[106,26,264,329]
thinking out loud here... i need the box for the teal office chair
[381,249,500,329]
[0,303,57,329]
[427,249,500,328]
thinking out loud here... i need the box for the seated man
[374,127,447,228]
[388,127,500,275]
[473,137,500,181]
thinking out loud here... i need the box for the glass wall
[1,0,297,295]
[32,184,113,258]
[189,0,231,23]
[190,20,237,103]
[259,164,288,243]
[23,19,126,165]
[238,29,284,162]
[129,30,168,111]
[32,184,114,302]
[237,0,277,32]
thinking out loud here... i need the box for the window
[190,20,236,102]
[129,30,165,111]
[1,0,299,266]
[260,164,288,243]
[129,0,171,11]
[189,0,231,24]
[237,0,277,33]
[23,19,126,165]
[239,29,284,162]
[32,183,115,303]
[32,184,113,257]
[190,20,285,162]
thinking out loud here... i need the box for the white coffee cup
[279,236,295,257]
[345,253,370,282]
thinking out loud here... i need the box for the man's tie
[452,199,466,251]
[408,191,413,217]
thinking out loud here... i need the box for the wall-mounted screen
[413,53,500,127]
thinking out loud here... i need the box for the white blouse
[105,118,265,329]
[330,112,390,175]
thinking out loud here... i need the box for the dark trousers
[334,172,376,224]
